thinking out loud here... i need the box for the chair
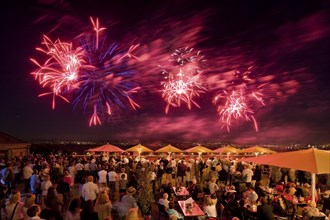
[157,202,169,220]
[322,198,330,213]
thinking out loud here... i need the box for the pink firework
[31,17,141,126]
[213,90,264,132]
[162,47,207,113]
[30,35,86,109]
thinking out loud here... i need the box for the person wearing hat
[302,183,311,197]
[117,186,138,218]
[302,201,328,220]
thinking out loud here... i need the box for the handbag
[8,202,19,220]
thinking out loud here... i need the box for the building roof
[0,131,28,144]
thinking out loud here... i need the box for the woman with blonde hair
[95,191,112,220]
[1,190,24,220]
[125,207,143,220]
[23,193,36,220]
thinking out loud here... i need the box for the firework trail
[31,17,141,126]
[213,66,266,132]
[161,47,207,113]
[213,90,258,132]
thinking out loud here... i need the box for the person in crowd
[1,190,24,220]
[63,170,73,188]
[56,175,71,212]
[158,193,170,210]
[95,191,112,220]
[156,163,164,190]
[185,166,192,187]
[208,177,219,195]
[242,165,254,186]
[44,187,63,220]
[167,202,184,220]
[119,172,128,194]
[125,207,142,220]
[256,197,275,220]
[117,186,138,219]
[218,166,228,185]
[41,175,52,207]
[201,195,217,219]
[128,174,139,190]
[187,178,198,200]
[23,162,34,193]
[23,194,36,220]
[26,204,43,220]
[30,169,41,204]
[75,161,84,184]
[302,201,328,220]
[275,181,285,193]
[1,162,15,193]
[302,183,311,197]
[148,168,157,194]
[270,167,282,187]
[107,167,118,192]
[68,162,76,185]
[82,176,99,203]
[80,200,99,220]
[98,166,108,186]
[65,198,81,220]
[288,183,297,196]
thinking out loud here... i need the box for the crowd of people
[0,152,329,220]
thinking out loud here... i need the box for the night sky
[0,0,329,145]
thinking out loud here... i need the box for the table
[178,200,205,219]
[173,187,190,197]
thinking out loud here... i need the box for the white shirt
[23,165,33,179]
[82,181,99,201]
[108,171,118,182]
[204,204,217,218]
[75,163,84,171]
[41,180,52,196]
[84,163,90,171]
[242,168,254,183]
[98,170,108,183]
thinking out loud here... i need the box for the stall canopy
[213,145,242,154]
[125,143,153,153]
[185,145,213,153]
[242,147,330,174]
[89,143,124,152]
[241,147,330,202]
[155,144,183,153]
[241,146,277,154]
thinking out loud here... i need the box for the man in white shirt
[75,161,84,183]
[108,167,118,192]
[23,162,33,193]
[98,166,108,185]
[82,176,99,202]
[242,165,254,186]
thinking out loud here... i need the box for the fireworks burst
[30,35,85,109]
[213,90,260,132]
[31,17,141,126]
[161,47,207,113]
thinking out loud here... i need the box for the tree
[136,169,155,217]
